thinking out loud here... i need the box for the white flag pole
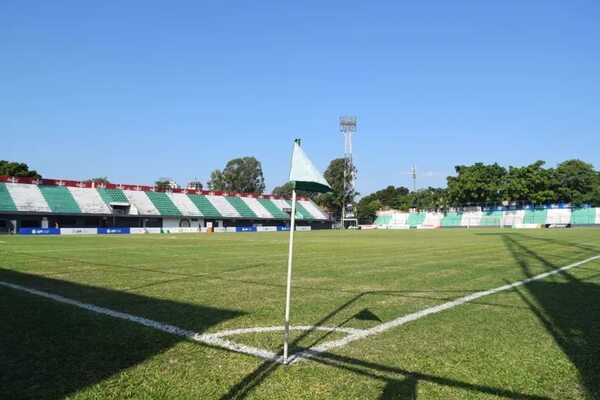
[283,189,297,364]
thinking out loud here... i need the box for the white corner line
[2,254,599,365]
[289,254,600,363]
[0,281,279,362]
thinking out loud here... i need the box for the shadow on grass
[0,269,243,400]
[219,287,548,400]
[501,234,600,399]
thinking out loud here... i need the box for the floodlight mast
[340,116,357,228]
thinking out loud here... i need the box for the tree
[317,158,357,219]
[187,180,203,190]
[553,159,597,205]
[503,161,556,205]
[0,160,41,178]
[446,163,507,206]
[271,182,317,199]
[410,187,448,210]
[155,178,172,191]
[84,177,110,184]
[208,156,266,194]
[357,199,382,224]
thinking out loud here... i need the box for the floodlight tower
[411,165,417,192]
[340,116,357,227]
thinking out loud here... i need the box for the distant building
[187,180,203,190]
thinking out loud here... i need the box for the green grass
[1,229,600,399]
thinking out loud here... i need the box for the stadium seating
[6,183,51,212]
[286,199,312,219]
[145,191,183,216]
[546,208,571,224]
[480,211,503,226]
[460,211,482,227]
[422,212,443,227]
[187,194,222,218]
[0,183,18,212]
[272,198,293,215]
[68,187,111,214]
[167,192,202,216]
[97,188,129,205]
[570,208,595,225]
[503,210,525,226]
[389,212,409,226]
[299,199,329,220]
[241,197,275,219]
[206,194,240,218]
[39,185,81,213]
[123,190,161,215]
[374,215,392,226]
[225,196,257,218]
[407,212,426,227]
[257,198,289,219]
[441,212,462,227]
[523,209,547,224]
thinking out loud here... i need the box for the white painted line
[290,254,600,363]
[0,281,279,362]
[2,254,599,365]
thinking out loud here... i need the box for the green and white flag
[289,140,332,193]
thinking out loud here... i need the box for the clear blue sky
[2,1,599,195]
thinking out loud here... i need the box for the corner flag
[289,140,332,194]
[283,139,331,364]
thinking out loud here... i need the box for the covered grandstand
[0,176,332,233]
[373,206,600,229]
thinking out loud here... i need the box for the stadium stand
[389,212,408,227]
[242,197,275,219]
[480,211,504,226]
[39,185,81,213]
[97,188,129,205]
[546,208,571,224]
[503,210,525,226]
[257,198,290,219]
[0,183,18,212]
[407,212,426,227]
[422,212,443,228]
[145,191,183,216]
[286,199,313,219]
[441,212,463,227]
[460,211,482,227]
[570,208,594,225]
[123,190,161,215]
[187,194,222,218]
[69,187,111,214]
[225,196,257,218]
[299,199,329,220]
[206,194,241,218]
[6,183,51,212]
[373,215,392,226]
[523,209,547,224]
[167,192,202,216]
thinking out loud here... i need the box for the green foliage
[208,157,266,194]
[0,160,41,178]
[317,158,357,218]
[155,179,172,191]
[504,161,555,204]
[447,163,507,205]
[84,177,110,184]
[553,159,597,205]
[410,187,448,210]
[271,182,317,199]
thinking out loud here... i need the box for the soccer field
[1,229,599,399]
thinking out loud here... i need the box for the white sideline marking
[2,254,599,364]
[290,254,600,363]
